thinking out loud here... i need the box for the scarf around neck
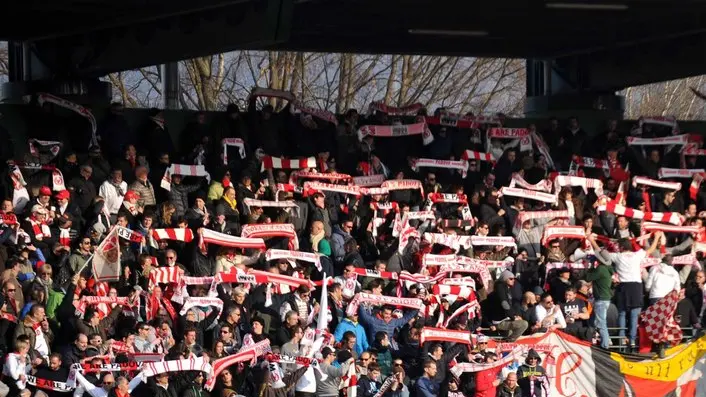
[310,231,325,253]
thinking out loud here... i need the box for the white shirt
[645,263,681,299]
[534,304,566,329]
[607,249,646,283]
[98,180,128,215]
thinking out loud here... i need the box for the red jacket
[475,366,502,397]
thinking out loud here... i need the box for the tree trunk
[384,55,399,105]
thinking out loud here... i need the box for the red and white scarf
[142,356,211,378]
[658,168,705,179]
[28,139,62,158]
[411,158,468,178]
[381,179,424,196]
[553,175,604,196]
[437,300,480,328]
[514,210,569,230]
[541,225,586,246]
[241,223,299,250]
[243,198,299,214]
[222,138,246,164]
[368,101,423,116]
[302,181,361,197]
[350,267,399,280]
[261,155,317,171]
[265,249,322,271]
[179,297,224,327]
[422,254,457,268]
[152,228,194,242]
[28,217,51,240]
[290,171,351,184]
[357,122,434,145]
[470,236,516,249]
[200,228,266,251]
[205,339,271,391]
[444,258,495,289]
[425,115,481,129]
[641,222,700,234]
[509,174,552,192]
[461,150,495,164]
[499,187,557,204]
[632,176,682,191]
[345,292,423,317]
[531,130,556,169]
[598,202,684,226]
[352,175,385,187]
[229,269,314,289]
[627,134,688,146]
[690,172,706,200]
[638,116,678,133]
[487,128,531,152]
[422,233,473,252]
[419,327,473,345]
[37,93,98,147]
[160,164,210,191]
[571,155,615,170]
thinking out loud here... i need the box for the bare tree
[621,76,706,120]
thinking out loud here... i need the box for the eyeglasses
[82,241,91,245]
[543,300,553,305]
[393,363,404,367]
[300,293,310,298]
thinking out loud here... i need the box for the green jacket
[586,264,614,301]
[318,239,332,256]
[46,288,65,319]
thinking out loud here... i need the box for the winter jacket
[76,305,121,341]
[475,365,502,397]
[334,318,369,355]
[496,384,523,397]
[129,178,157,207]
[316,362,347,396]
[330,225,351,263]
[516,350,547,397]
[357,374,382,397]
[168,183,201,218]
[414,377,440,397]
[585,262,614,301]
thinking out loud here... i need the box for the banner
[450,331,706,397]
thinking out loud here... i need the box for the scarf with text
[658,168,705,179]
[627,134,688,146]
[509,173,553,192]
[419,327,473,345]
[352,174,385,187]
[265,249,322,271]
[290,171,352,184]
[641,222,700,234]
[632,176,682,191]
[241,223,299,250]
[499,186,557,204]
[381,179,424,196]
[28,139,62,158]
[368,101,423,116]
[345,292,423,317]
[302,181,361,197]
[205,339,272,391]
[436,299,480,328]
[487,127,532,152]
[357,122,434,145]
[514,210,569,230]
[243,198,299,216]
[200,228,266,252]
[411,158,468,178]
[542,225,586,246]
[638,116,679,133]
[422,233,473,252]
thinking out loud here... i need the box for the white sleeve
[645,266,657,291]
[280,302,292,322]
[555,307,567,329]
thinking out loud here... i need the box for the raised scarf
[357,122,434,145]
[499,186,557,204]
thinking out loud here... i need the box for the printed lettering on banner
[391,125,408,136]
[236,274,256,284]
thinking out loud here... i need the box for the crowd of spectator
[0,94,702,397]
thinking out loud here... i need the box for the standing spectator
[645,254,681,306]
[516,349,547,397]
[414,360,440,397]
[99,169,128,222]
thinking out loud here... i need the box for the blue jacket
[358,305,419,343]
[330,225,351,263]
[414,377,440,397]
[334,318,369,355]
